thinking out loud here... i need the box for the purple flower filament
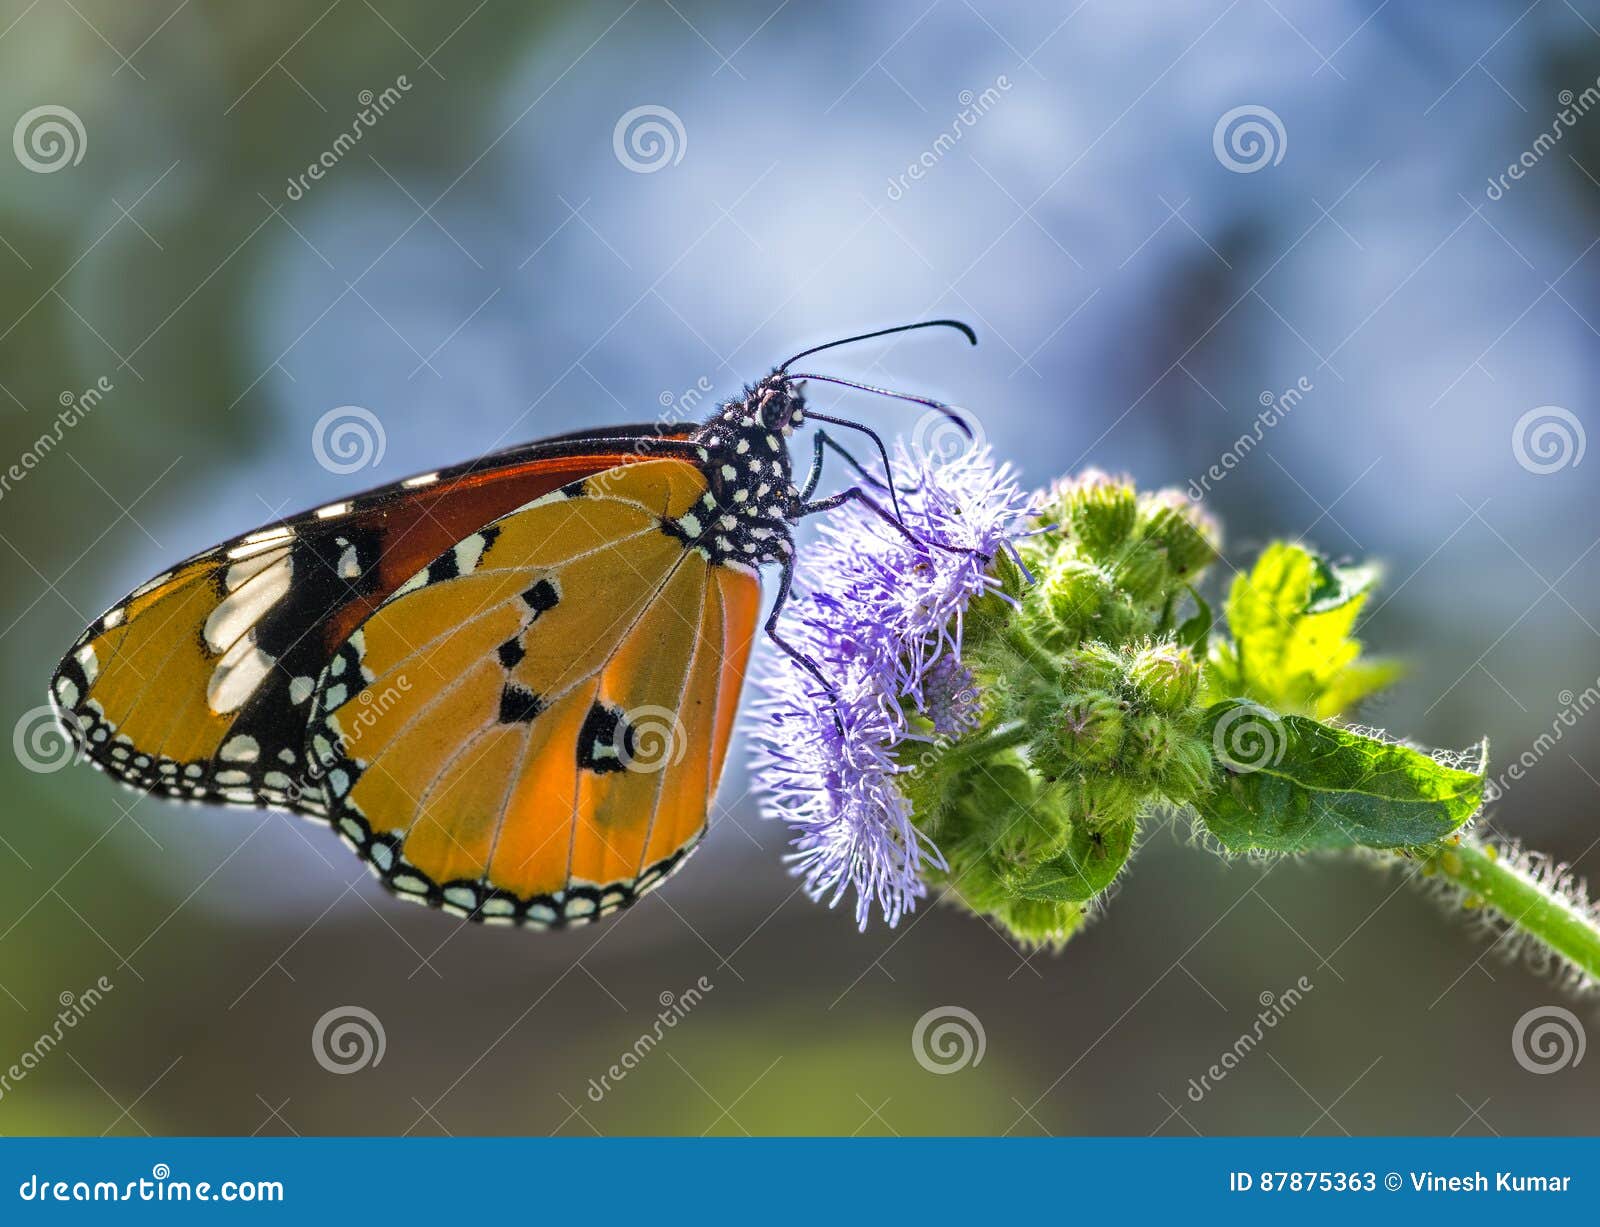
[748,442,1037,929]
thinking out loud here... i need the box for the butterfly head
[753,371,807,435]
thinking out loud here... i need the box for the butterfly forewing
[49,432,693,816]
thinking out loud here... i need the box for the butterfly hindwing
[305,458,759,927]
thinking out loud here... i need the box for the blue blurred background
[1,0,1597,1135]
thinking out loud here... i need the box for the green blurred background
[1,0,1597,1136]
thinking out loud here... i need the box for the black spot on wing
[426,551,459,584]
[576,701,632,774]
[520,578,559,616]
[496,637,525,668]
[498,683,544,724]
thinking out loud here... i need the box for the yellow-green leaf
[1205,542,1400,718]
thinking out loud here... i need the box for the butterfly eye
[758,392,789,429]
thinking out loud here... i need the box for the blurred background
[1,0,1598,1136]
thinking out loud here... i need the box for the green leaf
[1196,700,1487,853]
[1010,817,1135,902]
[1205,542,1399,718]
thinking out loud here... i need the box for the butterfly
[49,321,976,929]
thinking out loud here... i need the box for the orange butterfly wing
[305,458,759,927]
[49,432,692,816]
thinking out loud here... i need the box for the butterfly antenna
[777,319,976,371]
[788,374,974,439]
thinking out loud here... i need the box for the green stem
[1417,838,1600,984]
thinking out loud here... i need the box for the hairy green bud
[1031,691,1125,776]
[1041,558,1115,640]
[1127,641,1201,715]
[1138,491,1220,580]
[1110,541,1170,605]
[1155,736,1214,804]
[992,896,1087,949]
[1063,641,1124,692]
[1060,471,1138,559]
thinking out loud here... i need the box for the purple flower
[747,441,1038,929]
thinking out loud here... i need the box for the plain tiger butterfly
[49,321,976,929]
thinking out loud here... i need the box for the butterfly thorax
[668,372,802,571]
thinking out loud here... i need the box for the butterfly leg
[800,430,891,501]
[804,411,922,505]
[798,486,975,558]
[762,548,836,698]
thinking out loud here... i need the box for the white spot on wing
[208,638,276,715]
[204,554,292,653]
[453,533,491,575]
[221,735,260,763]
[336,543,360,579]
[74,643,99,684]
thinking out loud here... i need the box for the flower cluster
[747,442,1037,929]
[749,445,1223,943]
[908,471,1222,945]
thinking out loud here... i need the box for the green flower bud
[1125,711,1175,779]
[1031,691,1125,776]
[1111,541,1170,605]
[1154,736,1214,804]
[1042,558,1115,639]
[994,896,1086,949]
[1138,491,1221,579]
[1058,773,1141,830]
[1060,470,1138,559]
[1063,641,1124,692]
[939,845,1009,912]
[952,761,1036,838]
[1127,641,1201,715]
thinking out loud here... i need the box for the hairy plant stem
[1417,837,1600,985]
